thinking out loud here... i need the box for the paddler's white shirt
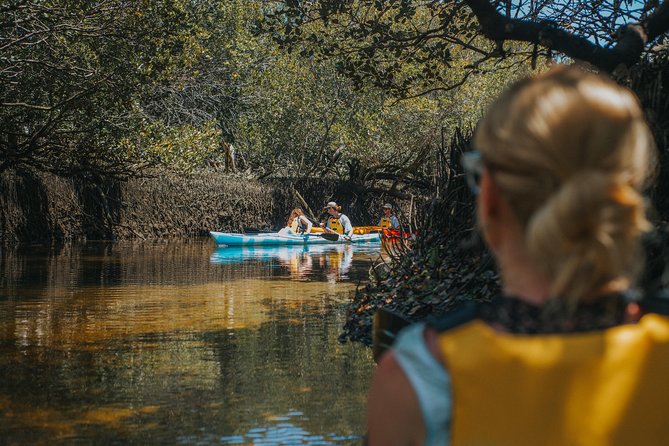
[297,215,313,234]
[337,213,353,237]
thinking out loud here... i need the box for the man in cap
[379,203,400,230]
[320,201,354,239]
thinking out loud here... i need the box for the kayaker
[378,203,400,230]
[366,65,668,445]
[286,208,313,234]
[320,201,353,240]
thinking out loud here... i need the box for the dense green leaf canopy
[10,1,662,185]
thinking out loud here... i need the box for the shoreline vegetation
[0,168,418,245]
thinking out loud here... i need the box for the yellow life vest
[290,218,301,233]
[437,314,669,446]
[379,216,392,229]
[328,251,341,271]
[328,217,343,234]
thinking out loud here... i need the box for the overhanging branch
[464,0,669,72]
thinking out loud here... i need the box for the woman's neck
[496,241,630,306]
[496,240,551,306]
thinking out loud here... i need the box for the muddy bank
[0,169,418,244]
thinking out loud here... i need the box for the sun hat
[382,203,393,209]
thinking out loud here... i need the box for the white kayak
[209,229,381,247]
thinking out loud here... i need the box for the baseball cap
[324,201,338,209]
[383,203,393,209]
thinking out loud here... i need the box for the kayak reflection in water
[278,249,314,280]
[276,244,352,282]
[320,244,353,283]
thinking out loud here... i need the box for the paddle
[315,211,345,241]
[317,232,340,241]
[305,232,340,241]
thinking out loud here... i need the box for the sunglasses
[461,150,484,194]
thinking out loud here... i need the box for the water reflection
[210,244,381,283]
[210,410,363,445]
[0,239,378,444]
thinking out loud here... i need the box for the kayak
[353,225,382,235]
[382,228,417,240]
[210,230,381,247]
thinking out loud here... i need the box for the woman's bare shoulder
[367,350,426,446]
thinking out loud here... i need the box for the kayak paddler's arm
[301,216,313,234]
[341,215,354,238]
[367,350,425,446]
[320,222,333,234]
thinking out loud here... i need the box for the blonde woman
[367,65,669,445]
[286,208,312,234]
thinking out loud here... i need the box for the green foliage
[245,0,535,188]
[0,0,526,182]
[263,0,668,94]
[121,120,222,173]
[0,0,217,176]
[262,1,531,98]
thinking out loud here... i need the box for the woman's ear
[479,170,500,221]
[478,170,503,248]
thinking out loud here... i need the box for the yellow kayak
[308,226,381,235]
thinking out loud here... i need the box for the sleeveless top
[393,323,452,446]
[290,217,305,233]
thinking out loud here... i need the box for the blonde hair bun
[526,171,650,299]
[475,65,656,300]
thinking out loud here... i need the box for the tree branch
[464,0,669,72]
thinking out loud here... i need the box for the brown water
[0,240,380,445]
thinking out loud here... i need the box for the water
[0,239,380,444]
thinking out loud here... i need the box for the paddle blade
[319,233,340,241]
